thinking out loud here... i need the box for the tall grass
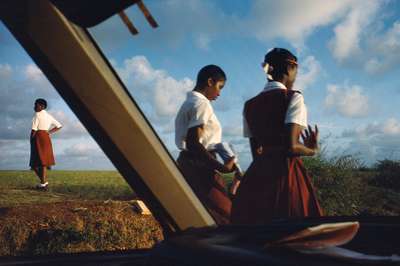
[0,170,135,207]
[304,155,400,216]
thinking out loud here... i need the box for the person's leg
[35,166,48,187]
[39,166,47,184]
[32,166,40,179]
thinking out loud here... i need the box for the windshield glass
[0,20,163,257]
[89,1,400,220]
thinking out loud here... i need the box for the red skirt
[231,154,323,225]
[177,151,231,225]
[29,130,55,167]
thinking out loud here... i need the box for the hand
[229,178,241,196]
[301,125,319,152]
[224,156,236,172]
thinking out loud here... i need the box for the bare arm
[249,137,263,159]
[30,130,36,139]
[287,124,319,157]
[48,126,62,134]
[186,125,233,172]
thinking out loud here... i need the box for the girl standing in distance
[30,98,62,189]
[231,48,323,224]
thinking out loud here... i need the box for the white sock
[39,182,48,187]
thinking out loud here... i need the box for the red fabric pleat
[177,151,231,224]
[30,130,55,167]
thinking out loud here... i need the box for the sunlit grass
[0,170,135,207]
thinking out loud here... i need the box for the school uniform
[175,91,231,224]
[29,110,62,167]
[231,81,323,224]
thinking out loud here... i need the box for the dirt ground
[0,200,164,256]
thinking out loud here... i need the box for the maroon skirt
[29,130,55,167]
[177,151,232,225]
[231,153,323,225]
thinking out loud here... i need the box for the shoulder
[32,112,39,121]
[35,111,46,119]
[193,97,211,111]
[244,93,263,107]
[289,90,304,104]
[45,110,56,119]
[39,110,50,116]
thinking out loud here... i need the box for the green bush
[370,159,400,191]
[303,154,364,216]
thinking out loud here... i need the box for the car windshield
[88,0,400,219]
[2,4,400,260]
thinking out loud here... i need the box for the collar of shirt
[262,81,287,92]
[36,110,47,115]
[188,90,209,102]
[262,81,302,94]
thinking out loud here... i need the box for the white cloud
[0,64,12,79]
[0,64,56,119]
[295,56,321,91]
[246,0,355,47]
[91,0,236,50]
[89,0,399,76]
[49,110,88,139]
[339,118,400,163]
[329,0,381,62]
[327,1,400,75]
[91,0,364,52]
[382,118,400,135]
[0,63,87,140]
[24,64,44,81]
[223,125,243,138]
[62,142,99,157]
[345,118,400,137]
[0,140,30,169]
[324,83,369,118]
[363,21,400,73]
[0,62,113,169]
[116,56,194,119]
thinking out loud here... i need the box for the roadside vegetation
[0,170,162,256]
[304,155,400,216]
[1,157,400,256]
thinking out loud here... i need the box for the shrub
[370,159,400,191]
[303,154,365,216]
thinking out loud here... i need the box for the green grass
[0,171,163,256]
[0,170,136,207]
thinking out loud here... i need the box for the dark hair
[35,98,47,109]
[196,65,226,87]
[264,48,297,80]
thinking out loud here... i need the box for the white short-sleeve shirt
[175,91,222,150]
[243,81,307,138]
[32,110,62,131]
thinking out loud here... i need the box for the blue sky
[2,0,400,170]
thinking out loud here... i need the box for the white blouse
[243,81,308,137]
[175,91,222,150]
[32,110,62,131]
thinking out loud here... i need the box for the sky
[2,0,400,170]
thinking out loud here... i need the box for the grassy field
[1,163,400,256]
[0,170,162,256]
[0,170,136,207]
